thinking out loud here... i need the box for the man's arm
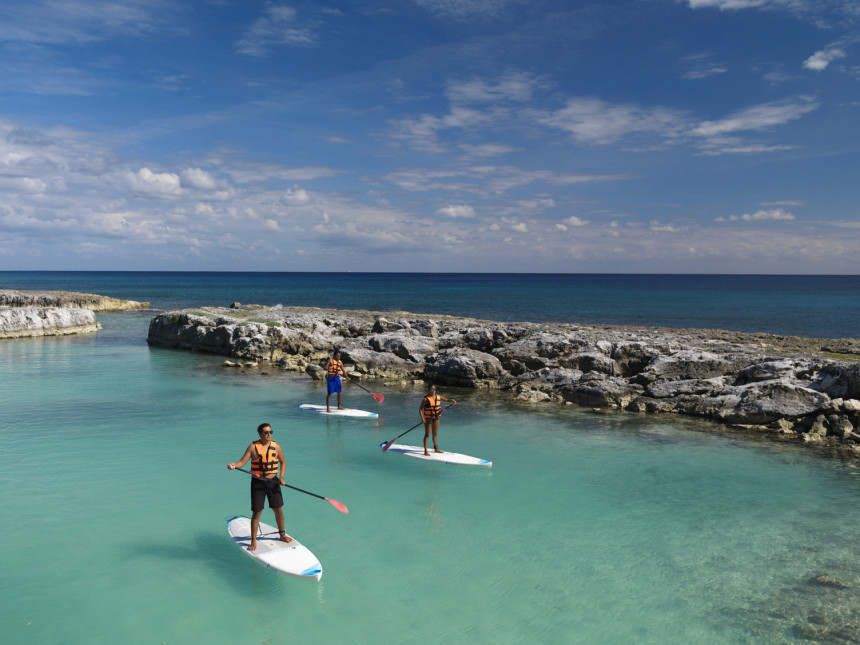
[227,444,254,470]
[277,447,286,485]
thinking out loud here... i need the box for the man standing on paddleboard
[420,384,456,456]
[227,423,292,551]
[324,350,350,413]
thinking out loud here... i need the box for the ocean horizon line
[2,269,859,277]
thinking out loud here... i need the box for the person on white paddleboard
[323,350,350,413]
[420,384,456,456]
[227,423,292,552]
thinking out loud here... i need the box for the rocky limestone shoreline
[0,306,102,339]
[0,289,150,312]
[0,289,150,339]
[147,304,860,457]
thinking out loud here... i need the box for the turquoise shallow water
[3,314,860,644]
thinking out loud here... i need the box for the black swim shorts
[251,477,284,512]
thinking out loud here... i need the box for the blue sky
[0,0,858,273]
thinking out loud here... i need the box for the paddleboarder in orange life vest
[227,423,292,552]
[324,350,350,412]
[420,384,456,456]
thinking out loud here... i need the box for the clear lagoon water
[2,274,860,643]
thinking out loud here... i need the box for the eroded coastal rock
[0,289,148,339]
[0,289,149,312]
[0,306,101,339]
[146,305,860,456]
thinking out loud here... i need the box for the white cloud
[0,0,169,45]
[691,97,818,137]
[566,215,588,226]
[123,167,183,196]
[446,73,541,103]
[412,0,523,19]
[458,143,518,158]
[0,176,47,193]
[538,98,689,145]
[686,0,769,8]
[436,204,476,218]
[284,186,311,205]
[511,222,528,232]
[235,4,316,57]
[180,168,218,190]
[681,53,728,80]
[716,208,796,221]
[803,47,846,71]
[760,200,803,206]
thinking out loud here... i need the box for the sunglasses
[260,430,273,435]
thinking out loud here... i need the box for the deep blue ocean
[1,271,858,338]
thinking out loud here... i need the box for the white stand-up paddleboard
[227,516,323,581]
[382,443,492,468]
[298,404,378,418]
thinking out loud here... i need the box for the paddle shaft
[351,380,384,403]
[382,403,454,450]
[234,467,328,502]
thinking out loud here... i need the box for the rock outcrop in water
[146,305,860,456]
[0,289,148,339]
[0,289,149,312]
[0,306,101,338]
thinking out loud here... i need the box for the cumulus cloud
[180,168,218,190]
[511,222,528,232]
[566,215,588,226]
[803,47,846,71]
[284,186,311,205]
[436,204,476,218]
[235,4,316,57]
[0,176,47,193]
[123,167,183,196]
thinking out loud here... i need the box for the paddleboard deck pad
[227,516,322,581]
[298,404,377,418]
[382,443,492,468]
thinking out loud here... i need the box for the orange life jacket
[423,394,441,420]
[250,440,280,478]
[327,358,343,377]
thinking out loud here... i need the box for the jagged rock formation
[146,305,860,456]
[0,306,101,338]
[0,289,149,312]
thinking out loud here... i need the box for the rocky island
[0,289,150,339]
[147,304,860,457]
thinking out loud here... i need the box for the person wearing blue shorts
[324,350,350,412]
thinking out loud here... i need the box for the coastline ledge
[0,289,150,312]
[0,289,150,339]
[146,304,860,457]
